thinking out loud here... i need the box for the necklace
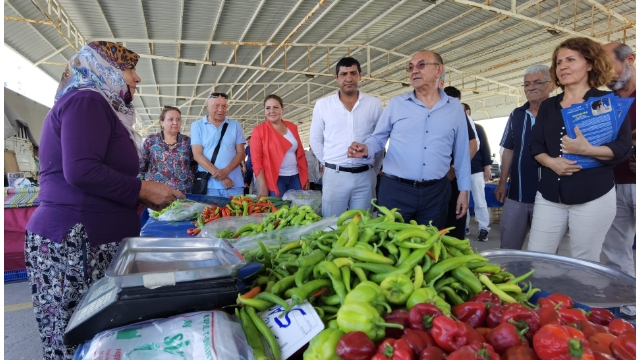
[161,131,179,148]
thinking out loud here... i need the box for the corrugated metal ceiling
[4,0,636,142]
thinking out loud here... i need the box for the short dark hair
[335,57,361,75]
[160,105,181,122]
[264,94,284,108]
[443,86,461,100]
[462,103,471,114]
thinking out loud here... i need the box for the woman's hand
[303,180,310,190]
[139,181,185,211]
[561,127,592,155]
[547,157,582,176]
[258,186,269,198]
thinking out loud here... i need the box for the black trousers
[445,178,467,239]
[378,176,451,228]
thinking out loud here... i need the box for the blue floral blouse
[139,133,196,193]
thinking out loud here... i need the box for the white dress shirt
[310,91,383,167]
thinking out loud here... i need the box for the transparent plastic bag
[231,217,337,254]
[149,200,207,222]
[198,214,264,239]
[281,190,322,214]
[79,310,253,360]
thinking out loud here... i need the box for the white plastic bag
[79,311,253,360]
[150,200,207,222]
[198,214,264,239]
[281,190,322,215]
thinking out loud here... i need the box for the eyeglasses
[406,60,441,73]
[522,80,550,88]
[209,92,229,99]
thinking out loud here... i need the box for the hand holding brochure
[561,93,633,169]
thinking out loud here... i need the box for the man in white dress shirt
[310,57,383,217]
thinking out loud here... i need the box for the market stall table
[4,186,39,273]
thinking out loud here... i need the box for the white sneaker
[620,305,636,319]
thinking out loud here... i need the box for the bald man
[348,50,471,229]
[601,42,636,278]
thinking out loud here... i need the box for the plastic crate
[4,269,28,283]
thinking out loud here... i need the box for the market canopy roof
[4,0,636,141]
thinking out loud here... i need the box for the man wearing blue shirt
[495,65,554,249]
[191,92,246,197]
[348,51,471,228]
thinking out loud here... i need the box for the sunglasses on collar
[209,92,229,99]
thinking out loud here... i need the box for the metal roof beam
[33,44,70,65]
[135,0,157,122]
[175,0,184,116]
[136,82,336,89]
[30,0,85,51]
[5,2,62,57]
[4,15,53,26]
[91,39,376,49]
[581,0,630,24]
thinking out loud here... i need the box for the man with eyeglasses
[190,92,246,197]
[495,64,554,249]
[310,57,384,217]
[601,42,636,279]
[348,51,471,228]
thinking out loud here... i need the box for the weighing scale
[64,237,261,346]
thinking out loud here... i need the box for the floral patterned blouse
[139,133,196,193]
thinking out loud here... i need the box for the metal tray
[106,237,246,288]
[480,250,636,308]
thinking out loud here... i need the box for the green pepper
[320,294,341,306]
[478,274,518,303]
[369,267,413,284]
[275,240,302,259]
[406,286,451,315]
[313,261,347,305]
[327,319,340,330]
[351,262,399,274]
[450,265,483,295]
[473,264,501,273]
[370,199,398,223]
[291,279,332,305]
[506,269,535,284]
[421,254,433,273]
[446,246,465,257]
[434,276,457,291]
[330,247,395,265]
[336,302,403,341]
[424,254,485,285]
[344,218,360,247]
[439,285,464,305]
[396,247,410,267]
[270,275,296,296]
[354,242,374,252]
[380,273,414,305]
[246,306,282,360]
[236,294,274,311]
[359,227,376,243]
[295,266,313,288]
[440,235,471,250]
[254,292,290,310]
[237,307,268,360]
[340,266,352,292]
[345,281,390,314]
[303,328,344,360]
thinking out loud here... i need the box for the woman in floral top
[139,106,196,193]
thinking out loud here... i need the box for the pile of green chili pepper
[216,204,322,239]
[234,199,540,358]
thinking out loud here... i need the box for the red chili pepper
[586,308,615,326]
[486,304,503,328]
[532,324,594,360]
[545,294,574,309]
[430,315,468,353]
[501,345,540,360]
[607,318,635,336]
[557,308,588,325]
[240,286,261,299]
[535,304,563,326]
[408,303,444,331]
[310,287,329,298]
[372,339,413,360]
[418,346,447,360]
[587,332,616,355]
[384,310,410,339]
[470,290,501,307]
[336,331,378,360]
[452,301,487,329]
[501,307,540,342]
[609,330,635,360]
[573,320,610,338]
[486,322,528,355]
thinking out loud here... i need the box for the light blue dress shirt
[364,88,471,191]
[190,116,246,190]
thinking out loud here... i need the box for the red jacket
[250,120,309,196]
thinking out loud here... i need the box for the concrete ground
[4,217,633,359]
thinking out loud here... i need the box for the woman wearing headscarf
[25,41,183,359]
[139,105,196,193]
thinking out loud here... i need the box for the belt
[324,163,371,174]
[384,173,439,188]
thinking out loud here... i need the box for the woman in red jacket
[251,95,309,197]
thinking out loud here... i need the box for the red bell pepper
[486,322,528,355]
[607,318,635,336]
[470,290,502,307]
[592,351,615,360]
[475,327,492,341]
[460,321,487,345]
[408,303,444,331]
[501,307,540,342]
[537,297,559,309]
[418,346,447,360]
[447,343,500,360]
[586,308,615,326]
[469,342,501,360]
[545,294,574,309]
[536,304,563,326]
[609,330,636,360]
[401,329,435,357]
[501,345,540,360]
[487,304,504,328]
[385,310,411,339]
[574,320,610,338]
[587,333,616,355]
[558,308,588,325]
[336,331,377,360]
[430,315,468,353]
[452,301,487,328]
[532,324,594,360]
[372,338,414,360]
